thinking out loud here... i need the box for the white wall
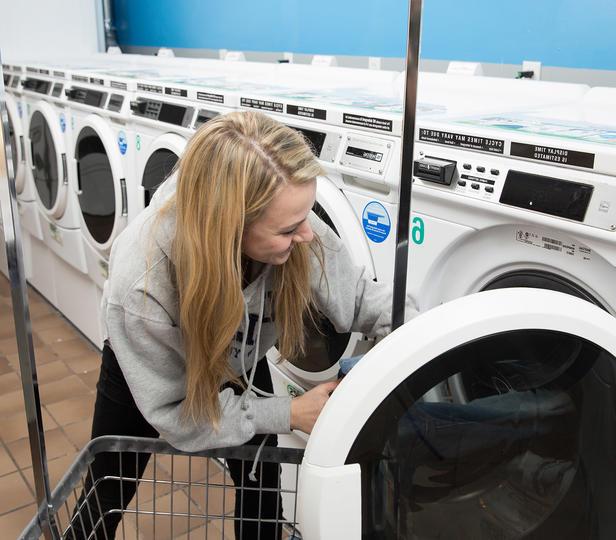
[0,0,102,62]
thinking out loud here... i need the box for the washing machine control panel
[130,98,194,128]
[341,134,392,175]
[413,144,616,231]
[66,86,107,108]
[22,77,51,95]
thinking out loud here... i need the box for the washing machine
[246,75,594,400]
[1,63,28,279]
[60,68,140,347]
[126,71,240,216]
[18,65,65,306]
[299,287,616,539]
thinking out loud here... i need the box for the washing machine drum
[142,148,179,207]
[76,127,116,244]
[347,328,616,539]
[29,110,59,210]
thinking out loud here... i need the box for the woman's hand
[290,380,340,434]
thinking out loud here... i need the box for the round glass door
[75,126,116,245]
[29,110,58,210]
[142,149,179,207]
[285,202,352,374]
[347,329,616,539]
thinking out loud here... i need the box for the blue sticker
[362,201,391,243]
[118,131,127,155]
[17,102,23,118]
[59,113,66,133]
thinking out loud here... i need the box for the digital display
[345,146,383,162]
[159,103,188,126]
[24,78,51,94]
[290,127,326,157]
[194,109,219,127]
[107,94,124,112]
[68,87,106,107]
[500,170,593,222]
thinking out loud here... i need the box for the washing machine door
[28,102,69,219]
[273,176,376,386]
[75,115,127,252]
[139,133,184,209]
[5,94,26,192]
[299,288,616,540]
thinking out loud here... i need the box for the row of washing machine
[4,54,616,537]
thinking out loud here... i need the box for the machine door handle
[120,178,128,216]
[19,135,25,162]
[61,153,68,185]
[76,160,83,195]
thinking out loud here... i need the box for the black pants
[71,344,283,539]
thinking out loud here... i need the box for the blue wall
[113,0,616,71]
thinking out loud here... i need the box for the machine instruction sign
[362,201,391,243]
[286,104,327,120]
[197,91,224,104]
[241,98,283,113]
[510,142,595,169]
[343,113,392,133]
[419,128,504,154]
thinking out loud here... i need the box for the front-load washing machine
[63,69,138,346]
[19,66,65,306]
[299,287,616,539]
[1,63,29,279]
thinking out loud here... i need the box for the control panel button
[485,186,494,193]
[491,168,500,176]
[476,166,486,173]
[457,180,467,187]
[463,163,472,170]
[471,183,480,190]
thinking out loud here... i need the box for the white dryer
[299,287,616,539]
[62,70,137,346]
[18,66,64,306]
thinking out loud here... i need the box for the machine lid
[301,288,616,539]
[28,104,67,217]
[75,118,126,250]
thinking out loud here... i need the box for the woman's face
[242,180,317,265]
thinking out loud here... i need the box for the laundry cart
[20,436,304,539]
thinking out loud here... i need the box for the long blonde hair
[163,111,324,426]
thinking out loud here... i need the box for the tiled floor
[0,275,257,539]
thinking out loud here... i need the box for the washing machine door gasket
[75,114,127,252]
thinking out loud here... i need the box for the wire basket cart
[20,436,304,540]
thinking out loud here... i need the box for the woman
[74,111,416,539]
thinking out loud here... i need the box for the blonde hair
[161,111,324,426]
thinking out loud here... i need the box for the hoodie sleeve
[104,297,291,453]
[309,214,418,338]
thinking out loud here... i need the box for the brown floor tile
[78,370,100,390]
[21,452,80,493]
[0,388,25,417]
[0,408,58,443]
[34,360,72,385]
[156,455,221,485]
[0,443,18,476]
[0,355,12,375]
[7,346,60,374]
[132,490,195,540]
[186,468,235,518]
[62,418,93,451]
[0,336,18,356]
[31,312,72,332]
[45,393,96,427]
[8,427,77,469]
[0,470,34,514]
[49,339,97,360]
[39,375,91,405]
[27,299,54,318]
[35,325,82,346]
[0,371,21,394]
[64,350,101,375]
[0,504,36,538]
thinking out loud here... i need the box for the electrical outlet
[522,60,542,80]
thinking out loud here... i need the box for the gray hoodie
[101,175,418,452]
